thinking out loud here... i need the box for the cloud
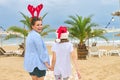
[0,0,118,29]
[101,0,118,5]
[0,0,9,6]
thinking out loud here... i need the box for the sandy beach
[0,45,120,80]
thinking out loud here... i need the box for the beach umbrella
[112,10,120,36]
[0,31,23,47]
[0,27,7,47]
[112,0,120,16]
[111,0,120,46]
[115,33,120,36]
[112,10,120,16]
[0,31,23,36]
[105,28,120,33]
[0,31,9,35]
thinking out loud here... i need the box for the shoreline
[1,41,120,54]
[1,39,120,46]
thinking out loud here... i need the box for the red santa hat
[56,26,69,42]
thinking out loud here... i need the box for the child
[51,26,81,80]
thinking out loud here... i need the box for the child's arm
[51,51,56,71]
[71,50,81,79]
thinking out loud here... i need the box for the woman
[24,17,50,80]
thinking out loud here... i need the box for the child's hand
[77,71,81,79]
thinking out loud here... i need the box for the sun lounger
[0,50,4,55]
[0,47,23,56]
[108,50,120,56]
[0,47,6,55]
[88,46,102,58]
[99,49,108,56]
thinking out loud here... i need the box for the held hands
[47,65,54,71]
[47,66,54,71]
[50,66,54,71]
[44,62,54,71]
[44,62,51,70]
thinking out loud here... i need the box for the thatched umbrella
[115,33,120,36]
[112,10,120,16]
[112,0,120,16]
[112,0,120,42]
[112,10,120,37]
[0,31,23,47]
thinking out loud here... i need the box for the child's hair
[30,17,42,27]
[60,39,69,43]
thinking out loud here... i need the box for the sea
[1,32,120,47]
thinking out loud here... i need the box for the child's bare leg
[55,75,62,80]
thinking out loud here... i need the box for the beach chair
[99,49,108,56]
[18,43,25,56]
[108,50,120,56]
[0,47,15,55]
[0,49,4,55]
[88,46,102,58]
[18,43,24,50]
[116,44,120,48]
[0,47,6,55]
[0,47,23,56]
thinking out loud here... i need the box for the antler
[27,4,43,18]
[27,4,36,18]
[36,4,43,18]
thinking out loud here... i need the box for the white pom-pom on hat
[55,39,61,43]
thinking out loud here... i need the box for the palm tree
[5,12,55,56]
[65,15,107,59]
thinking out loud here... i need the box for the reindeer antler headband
[27,4,43,18]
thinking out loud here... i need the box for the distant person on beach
[51,26,81,80]
[24,4,51,80]
[92,42,97,46]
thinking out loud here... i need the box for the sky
[0,0,119,30]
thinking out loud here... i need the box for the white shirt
[51,42,73,78]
